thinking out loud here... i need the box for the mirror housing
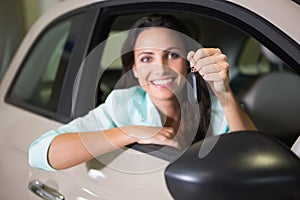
[165,131,300,200]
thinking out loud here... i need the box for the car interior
[96,12,300,149]
[231,44,300,147]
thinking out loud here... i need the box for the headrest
[242,71,300,138]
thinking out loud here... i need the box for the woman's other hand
[121,126,179,148]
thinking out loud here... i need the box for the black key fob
[187,72,201,104]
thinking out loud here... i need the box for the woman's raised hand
[187,48,230,95]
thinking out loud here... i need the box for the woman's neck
[152,97,182,129]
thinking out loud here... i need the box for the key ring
[189,59,197,73]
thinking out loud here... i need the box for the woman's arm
[187,48,257,131]
[48,126,177,170]
[48,128,136,170]
[216,90,257,131]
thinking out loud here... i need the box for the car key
[187,65,201,104]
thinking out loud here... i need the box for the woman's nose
[154,64,165,76]
[154,60,169,75]
[155,56,166,66]
[150,53,171,74]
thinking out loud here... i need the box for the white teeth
[152,78,173,85]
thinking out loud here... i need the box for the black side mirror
[165,131,300,200]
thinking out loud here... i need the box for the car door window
[6,13,83,117]
[237,37,296,75]
[91,11,249,159]
[90,4,299,151]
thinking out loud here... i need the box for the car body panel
[0,0,299,199]
[228,0,300,44]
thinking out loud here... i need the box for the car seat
[231,46,300,147]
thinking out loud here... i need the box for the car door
[62,0,300,199]
[1,0,299,200]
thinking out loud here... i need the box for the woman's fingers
[187,51,196,69]
[192,49,227,71]
[198,62,229,76]
[137,137,179,148]
[187,48,230,93]
[200,66,228,81]
[191,48,221,61]
[136,126,179,148]
[187,51,195,62]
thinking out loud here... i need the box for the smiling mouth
[151,78,175,86]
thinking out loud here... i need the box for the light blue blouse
[29,86,228,171]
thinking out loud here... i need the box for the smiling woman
[1,0,300,199]
[29,14,256,171]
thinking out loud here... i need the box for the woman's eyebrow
[137,51,154,57]
[136,47,183,57]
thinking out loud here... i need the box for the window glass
[98,11,298,106]
[96,10,299,149]
[237,37,296,75]
[8,15,80,113]
[98,30,128,102]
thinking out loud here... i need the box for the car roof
[228,0,300,44]
[27,0,300,46]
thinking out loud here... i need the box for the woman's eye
[168,52,180,59]
[141,57,151,63]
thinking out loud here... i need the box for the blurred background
[0,0,65,80]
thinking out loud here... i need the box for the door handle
[28,180,65,200]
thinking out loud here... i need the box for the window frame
[71,0,300,119]
[90,0,300,69]
[64,0,300,158]
[5,8,97,123]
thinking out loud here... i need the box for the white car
[0,0,300,199]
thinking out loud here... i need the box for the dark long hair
[121,14,211,142]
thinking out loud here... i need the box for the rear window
[6,13,84,118]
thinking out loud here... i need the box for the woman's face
[133,27,188,102]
